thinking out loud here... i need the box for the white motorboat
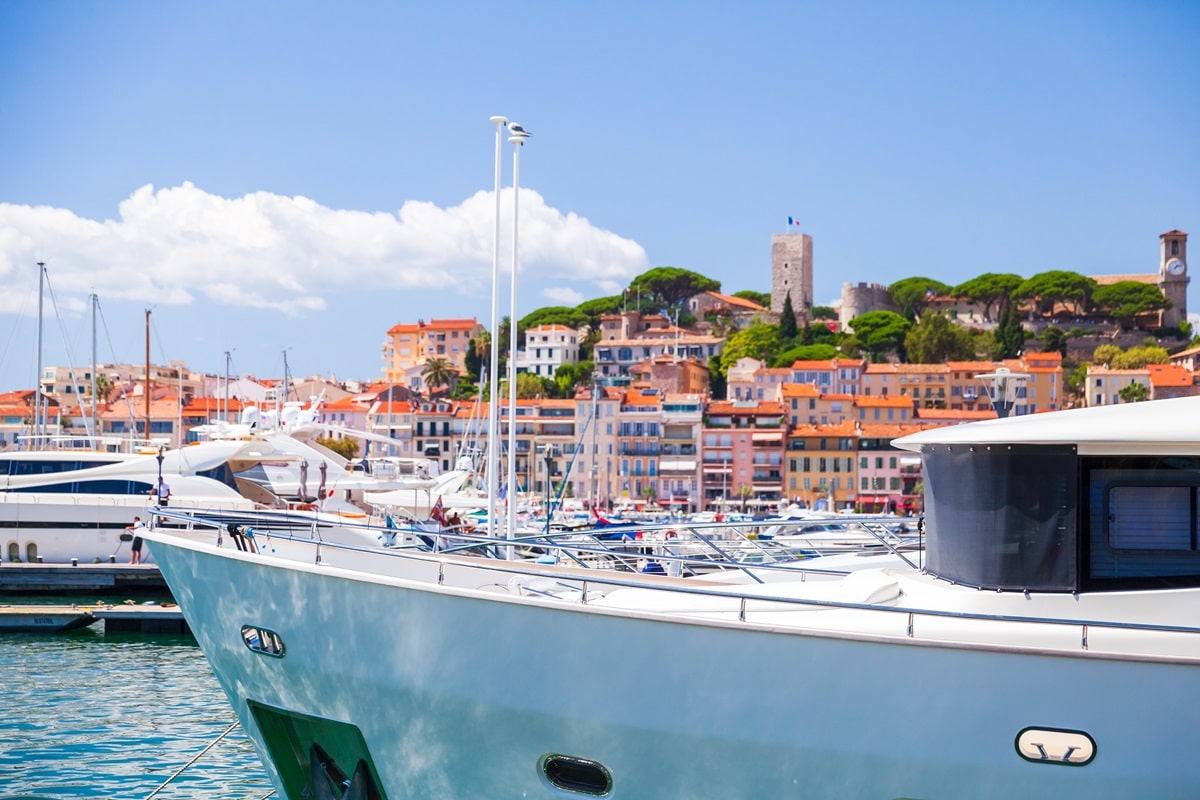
[0,404,444,564]
[144,395,1200,798]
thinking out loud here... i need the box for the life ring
[664,529,677,539]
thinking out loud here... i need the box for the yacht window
[1108,486,1193,550]
[1085,457,1200,587]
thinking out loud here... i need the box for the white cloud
[0,183,649,316]
[540,287,585,306]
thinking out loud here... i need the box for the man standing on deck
[126,516,145,564]
[153,478,170,506]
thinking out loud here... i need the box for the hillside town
[6,228,1195,516]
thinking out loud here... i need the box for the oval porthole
[540,754,613,796]
[1015,727,1096,766]
[241,625,286,658]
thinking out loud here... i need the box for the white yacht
[0,404,452,563]
[144,396,1200,798]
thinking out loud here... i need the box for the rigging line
[0,280,38,389]
[142,719,242,800]
[94,299,140,433]
[43,273,94,439]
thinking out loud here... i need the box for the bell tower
[1159,230,1189,328]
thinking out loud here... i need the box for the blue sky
[1,1,1197,393]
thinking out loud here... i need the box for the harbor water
[0,626,272,799]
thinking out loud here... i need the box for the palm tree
[737,485,754,514]
[421,358,458,395]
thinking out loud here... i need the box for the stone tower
[771,233,813,325]
[1159,229,1189,328]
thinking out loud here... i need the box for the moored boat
[145,395,1200,798]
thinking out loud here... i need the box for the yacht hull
[149,534,1200,799]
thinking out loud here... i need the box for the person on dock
[127,516,145,564]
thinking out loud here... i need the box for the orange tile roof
[789,359,838,370]
[703,291,765,311]
[787,420,859,437]
[915,408,998,421]
[857,423,928,438]
[779,384,821,398]
[945,361,997,371]
[854,395,913,408]
[706,400,784,415]
[1148,364,1194,388]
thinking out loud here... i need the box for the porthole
[540,754,612,796]
[241,625,286,658]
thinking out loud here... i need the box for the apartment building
[513,324,581,378]
[783,421,858,510]
[700,400,785,510]
[382,318,482,384]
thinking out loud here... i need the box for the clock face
[1167,258,1186,276]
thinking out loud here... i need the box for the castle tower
[1159,229,1189,328]
[771,233,813,325]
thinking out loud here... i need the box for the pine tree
[995,305,1026,359]
[779,293,798,342]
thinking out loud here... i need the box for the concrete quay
[0,562,169,594]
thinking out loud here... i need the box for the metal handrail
[147,509,1200,656]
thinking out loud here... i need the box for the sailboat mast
[90,292,98,445]
[144,309,151,441]
[34,262,45,446]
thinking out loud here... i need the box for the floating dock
[0,602,189,634]
[0,562,169,594]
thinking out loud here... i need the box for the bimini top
[894,395,1200,454]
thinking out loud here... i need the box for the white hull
[0,494,257,564]
[148,531,1200,799]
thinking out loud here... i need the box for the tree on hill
[733,290,770,308]
[994,304,1026,359]
[575,295,624,330]
[904,312,974,363]
[1111,345,1169,369]
[773,344,838,367]
[1118,382,1149,403]
[518,306,589,334]
[778,294,798,342]
[1015,271,1096,317]
[315,435,359,460]
[952,273,1024,320]
[628,267,721,311]
[811,306,838,320]
[553,360,594,397]
[716,322,781,379]
[421,358,458,394]
[889,277,952,321]
[847,310,911,362]
[1040,326,1069,359]
[708,352,727,399]
[464,332,490,381]
[1091,344,1121,367]
[1092,281,1169,331]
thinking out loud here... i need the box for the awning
[899,455,922,466]
[702,465,732,474]
[751,432,783,442]
[659,459,698,472]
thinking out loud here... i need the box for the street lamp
[505,122,530,543]
[486,114,507,537]
[155,445,165,507]
[543,443,554,534]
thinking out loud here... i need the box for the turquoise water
[0,627,273,799]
